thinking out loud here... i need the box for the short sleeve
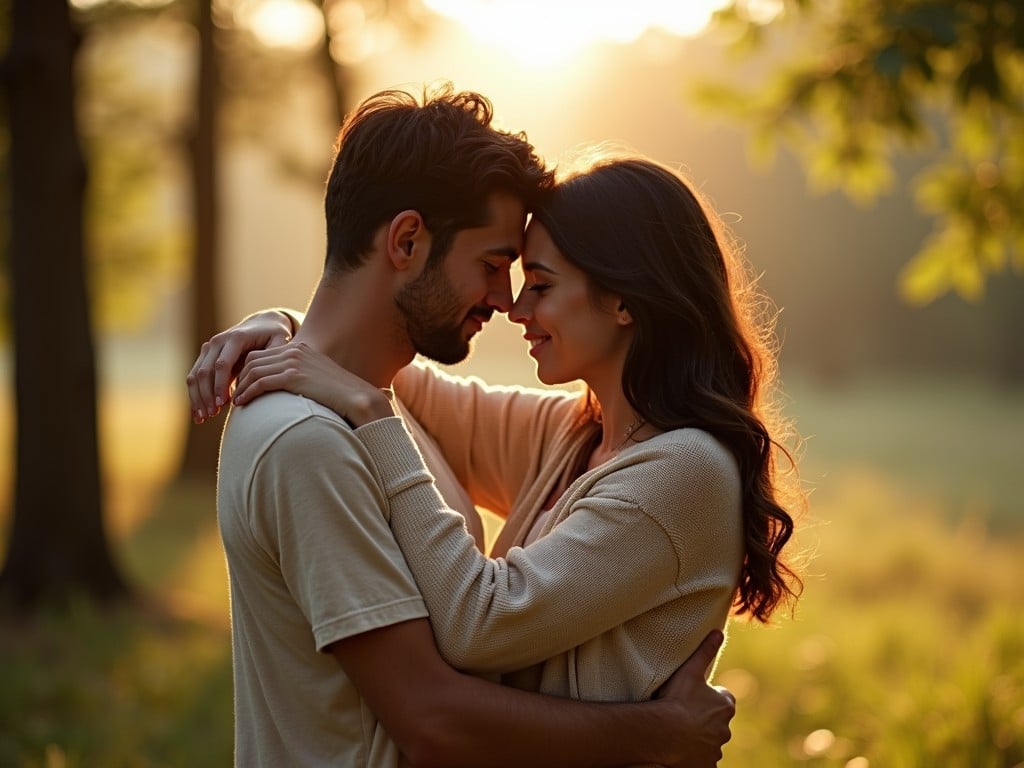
[247,415,427,650]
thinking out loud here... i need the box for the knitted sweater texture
[360,361,744,701]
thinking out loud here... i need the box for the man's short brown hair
[324,82,553,272]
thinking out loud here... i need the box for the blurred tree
[0,0,127,606]
[177,0,224,480]
[703,0,1024,304]
[176,0,430,479]
[75,9,192,334]
[175,0,350,479]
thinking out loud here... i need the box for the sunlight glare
[70,0,173,8]
[235,0,325,52]
[422,0,735,67]
[741,0,785,25]
[326,0,401,65]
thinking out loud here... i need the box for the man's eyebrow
[522,261,557,274]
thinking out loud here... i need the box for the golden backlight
[423,0,740,68]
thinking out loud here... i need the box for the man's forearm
[332,619,704,768]
[418,672,683,768]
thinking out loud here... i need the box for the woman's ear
[615,300,634,326]
[386,210,430,271]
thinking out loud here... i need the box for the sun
[420,0,773,68]
[233,0,326,51]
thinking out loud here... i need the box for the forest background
[1,1,1022,766]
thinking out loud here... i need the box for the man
[188,84,735,766]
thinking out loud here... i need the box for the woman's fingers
[185,311,295,423]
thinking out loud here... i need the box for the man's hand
[656,630,736,768]
[186,310,294,423]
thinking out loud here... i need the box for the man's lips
[465,311,492,333]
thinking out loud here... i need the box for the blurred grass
[1,374,1022,766]
[717,474,1024,766]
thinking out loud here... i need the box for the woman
[226,154,802,701]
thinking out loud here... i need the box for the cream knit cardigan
[356,361,743,701]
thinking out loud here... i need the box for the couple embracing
[187,82,803,767]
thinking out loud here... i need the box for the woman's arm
[234,344,579,517]
[232,349,740,676]
[355,417,739,675]
[394,360,579,515]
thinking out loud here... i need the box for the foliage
[76,10,193,333]
[0,599,233,767]
[0,0,341,337]
[719,483,1024,766]
[702,0,1024,304]
[37,0,426,335]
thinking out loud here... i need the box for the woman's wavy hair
[532,152,804,622]
[324,82,553,272]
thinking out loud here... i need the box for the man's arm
[329,618,734,768]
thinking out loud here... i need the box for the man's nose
[487,278,514,314]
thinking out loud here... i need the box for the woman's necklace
[584,415,647,473]
[616,415,646,452]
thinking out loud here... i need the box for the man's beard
[395,259,490,365]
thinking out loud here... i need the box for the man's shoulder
[227,392,348,433]
[222,393,358,464]
[219,393,378,512]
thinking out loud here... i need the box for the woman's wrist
[271,307,300,337]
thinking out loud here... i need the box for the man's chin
[416,338,472,366]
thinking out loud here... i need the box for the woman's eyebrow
[522,261,558,274]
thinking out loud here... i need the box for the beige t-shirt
[217,391,476,767]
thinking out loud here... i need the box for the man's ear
[386,210,431,272]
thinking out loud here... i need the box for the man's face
[395,192,525,364]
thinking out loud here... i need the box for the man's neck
[293,270,413,388]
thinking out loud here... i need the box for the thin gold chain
[617,416,646,451]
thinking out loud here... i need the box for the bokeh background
[2,1,1022,766]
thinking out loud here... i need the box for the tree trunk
[0,0,127,607]
[177,0,224,481]
[318,6,347,131]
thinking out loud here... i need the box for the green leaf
[899,235,957,306]
[875,43,906,81]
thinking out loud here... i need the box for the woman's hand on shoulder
[186,309,296,423]
[233,342,397,426]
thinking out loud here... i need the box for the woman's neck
[585,382,658,470]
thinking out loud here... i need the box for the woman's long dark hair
[533,154,803,622]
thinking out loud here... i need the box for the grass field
[1,372,1022,767]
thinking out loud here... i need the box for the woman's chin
[531,362,553,386]
[532,364,568,387]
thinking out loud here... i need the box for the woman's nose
[509,291,531,324]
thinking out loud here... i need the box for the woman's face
[509,221,632,387]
